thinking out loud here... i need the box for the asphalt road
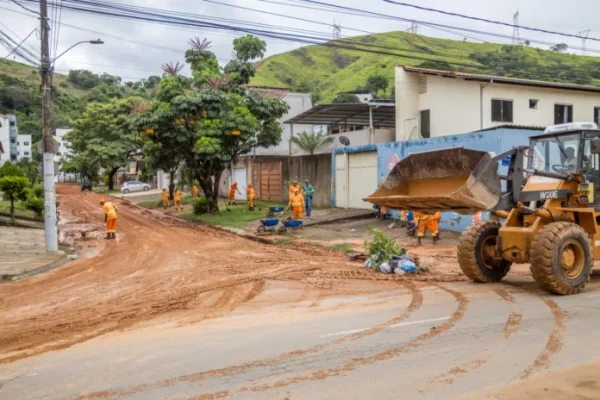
[2,276,600,399]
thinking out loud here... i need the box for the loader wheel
[457,220,512,283]
[529,222,592,295]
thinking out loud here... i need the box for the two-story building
[395,65,600,141]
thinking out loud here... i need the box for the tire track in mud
[72,282,424,400]
[495,288,523,338]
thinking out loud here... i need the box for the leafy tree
[136,36,289,213]
[332,93,360,103]
[551,43,568,53]
[0,161,25,178]
[145,75,161,89]
[66,97,142,189]
[16,157,39,187]
[291,131,334,155]
[0,175,29,221]
[68,70,102,89]
[366,74,388,93]
[24,195,44,219]
[100,73,122,86]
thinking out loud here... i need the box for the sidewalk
[0,225,68,282]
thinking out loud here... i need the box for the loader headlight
[579,183,594,204]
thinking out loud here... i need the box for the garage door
[348,151,378,209]
[335,154,348,208]
[257,162,283,202]
[232,168,246,200]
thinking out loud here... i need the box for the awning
[284,102,395,127]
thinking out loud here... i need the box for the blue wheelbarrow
[266,205,285,218]
[257,218,280,233]
[278,219,303,233]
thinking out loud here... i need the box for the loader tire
[529,222,592,295]
[457,220,511,283]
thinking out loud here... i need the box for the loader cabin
[528,122,600,205]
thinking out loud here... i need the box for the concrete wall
[333,127,539,232]
[395,66,600,141]
[254,91,313,156]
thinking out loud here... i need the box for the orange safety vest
[247,187,256,198]
[103,201,118,219]
[174,190,182,202]
[192,185,199,195]
[289,185,303,197]
[289,194,304,208]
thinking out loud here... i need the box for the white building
[54,128,73,164]
[249,88,313,156]
[395,65,600,141]
[16,134,31,159]
[0,114,31,165]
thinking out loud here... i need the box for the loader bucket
[365,148,501,214]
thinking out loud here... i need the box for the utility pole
[512,11,521,45]
[40,0,58,252]
[579,30,591,55]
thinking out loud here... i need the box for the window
[10,138,15,144]
[9,121,15,127]
[17,142,19,145]
[554,104,573,124]
[529,133,580,173]
[420,110,430,139]
[56,152,61,156]
[24,151,29,156]
[594,107,600,126]
[529,99,539,109]
[491,99,513,122]
[24,141,29,146]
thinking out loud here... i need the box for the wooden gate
[254,161,282,202]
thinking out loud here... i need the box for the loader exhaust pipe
[365,148,502,214]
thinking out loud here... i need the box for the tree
[68,70,102,89]
[0,161,26,178]
[16,157,39,187]
[0,176,29,221]
[145,75,161,89]
[332,93,360,103]
[66,97,142,190]
[366,74,388,94]
[291,131,334,155]
[551,43,568,53]
[136,36,289,213]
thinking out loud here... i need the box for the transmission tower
[407,22,419,34]
[579,30,591,55]
[332,19,341,39]
[512,11,521,45]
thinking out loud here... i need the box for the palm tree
[291,131,334,155]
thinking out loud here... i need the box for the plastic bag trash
[400,260,418,274]
[394,268,406,276]
[400,254,414,262]
[364,259,372,268]
[380,262,393,274]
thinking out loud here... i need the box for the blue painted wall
[332,128,540,232]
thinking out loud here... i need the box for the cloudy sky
[1,0,598,82]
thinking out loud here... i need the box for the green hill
[251,31,600,103]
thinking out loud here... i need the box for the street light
[40,37,103,253]
[51,39,104,64]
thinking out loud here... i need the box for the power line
[2,27,36,59]
[381,0,600,43]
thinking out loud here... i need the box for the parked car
[121,181,150,194]
[81,180,92,191]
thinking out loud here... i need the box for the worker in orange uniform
[161,188,170,209]
[247,183,256,211]
[228,182,241,205]
[287,189,305,219]
[174,188,184,211]
[100,199,118,240]
[289,180,303,199]
[414,211,439,246]
[192,184,200,201]
[432,211,442,240]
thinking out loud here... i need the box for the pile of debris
[362,228,428,275]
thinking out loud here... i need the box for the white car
[121,181,150,194]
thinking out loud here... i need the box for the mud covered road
[2,185,600,399]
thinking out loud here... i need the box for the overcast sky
[1,0,599,82]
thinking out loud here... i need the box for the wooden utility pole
[40,0,58,252]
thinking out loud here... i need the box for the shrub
[25,196,44,219]
[59,81,69,88]
[33,184,43,198]
[364,227,405,269]
[193,197,208,215]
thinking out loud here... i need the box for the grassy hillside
[251,31,600,102]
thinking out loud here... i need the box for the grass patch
[275,237,295,245]
[326,243,354,253]
[0,200,37,219]
[185,200,281,229]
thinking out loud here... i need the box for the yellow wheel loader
[366,123,600,295]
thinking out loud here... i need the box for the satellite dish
[339,136,351,146]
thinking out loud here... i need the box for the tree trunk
[107,167,119,191]
[9,196,15,222]
[168,169,177,200]
[196,168,220,214]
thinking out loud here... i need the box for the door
[335,153,348,208]
[348,151,378,209]
[232,168,247,200]
[259,162,283,202]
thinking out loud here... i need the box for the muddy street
[1,184,600,399]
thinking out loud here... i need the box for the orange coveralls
[162,189,169,208]
[414,211,438,238]
[192,185,200,200]
[228,183,240,202]
[288,192,305,219]
[103,201,118,234]
[174,190,183,210]
[289,184,303,199]
[247,184,256,208]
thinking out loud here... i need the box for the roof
[475,124,546,133]
[285,103,396,126]
[401,66,600,93]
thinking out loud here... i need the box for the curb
[1,254,69,283]
[302,211,376,228]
